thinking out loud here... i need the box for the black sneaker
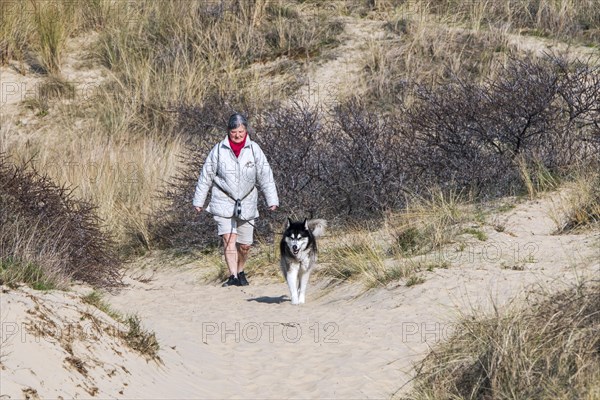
[222,275,240,287]
[238,271,249,286]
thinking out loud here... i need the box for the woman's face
[229,125,247,144]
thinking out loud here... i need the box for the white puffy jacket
[192,136,279,220]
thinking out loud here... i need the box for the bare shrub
[400,55,600,197]
[253,100,332,219]
[0,155,121,288]
[259,99,410,221]
[256,99,408,222]
[155,55,599,251]
[326,100,407,217]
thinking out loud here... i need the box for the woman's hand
[268,205,277,211]
[194,206,203,213]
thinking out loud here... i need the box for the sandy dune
[1,192,597,399]
[1,11,598,398]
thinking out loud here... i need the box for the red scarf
[228,135,247,158]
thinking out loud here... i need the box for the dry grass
[427,0,600,44]
[94,0,342,127]
[353,2,517,110]
[122,315,160,361]
[0,214,71,291]
[31,0,76,74]
[194,249,230,284]
[517,156,562,200]
[354,0,600,113]
[319,230,392,287]
[3,123,184,253]
[0,1,32,65]
[243,241,280,281]
[304,188,472,288]
[0,257,62,291]
[316,187,474,287]
[186,226,435,289]
[387,188,472,256]
[551,168,600,233]
[410,280,600,399]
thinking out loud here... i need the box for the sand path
[102,192,599,399]
[293,16,386,111]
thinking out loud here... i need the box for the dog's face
[283,218,312,256]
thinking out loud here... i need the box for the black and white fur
[280,218,326,305]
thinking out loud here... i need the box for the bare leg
[237,243,251,274]
[222,233,238,277]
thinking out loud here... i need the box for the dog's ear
[303,218,308,230]
[287,217,292,228]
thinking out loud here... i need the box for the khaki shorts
[213,215,254,245]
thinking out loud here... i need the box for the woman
[193,113,279,287]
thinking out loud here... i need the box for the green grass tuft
[462,227,488,241]
[406,275,425,287]
[123,315,160,360]
[0,258,59,291]
[82,290,160,361]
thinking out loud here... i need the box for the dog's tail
[307,219,327,237]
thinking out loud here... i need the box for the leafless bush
[254,100,333,219]
[400,55,600,197]
[326,100,407,216]
[0,155,121,288]
[153,56,599,250]
[255,100,408,223]
[258,99,409,221]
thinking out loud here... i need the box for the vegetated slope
[1,2,598,399]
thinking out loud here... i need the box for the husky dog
[280,218,327,305]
